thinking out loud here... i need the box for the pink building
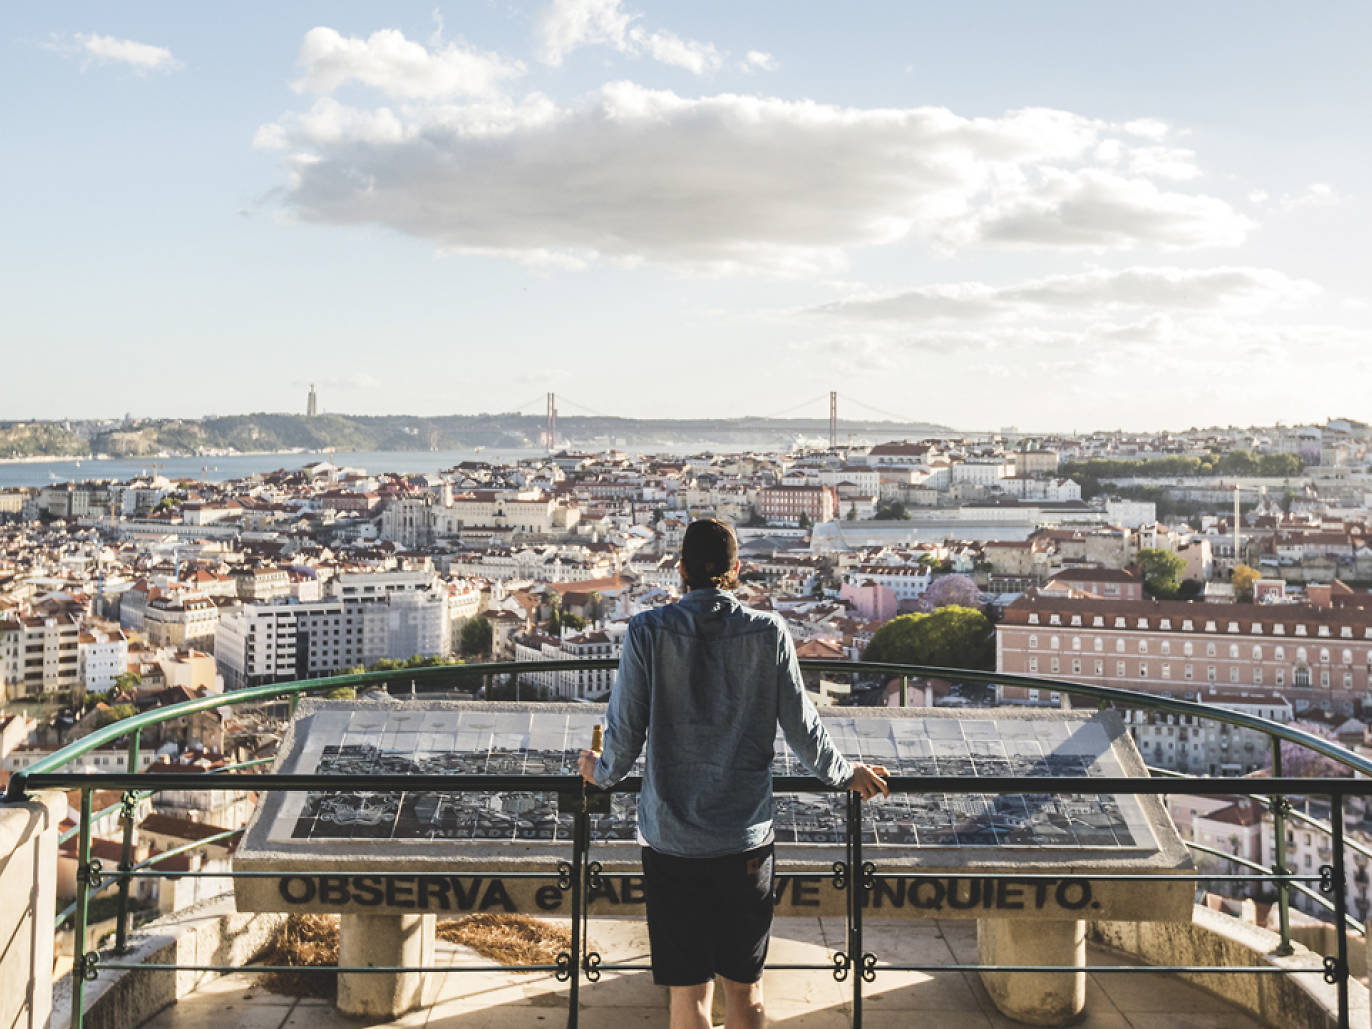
[840,580,898,622]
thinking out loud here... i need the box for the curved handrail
[55,757,274,846]
[10,658,1372,802]
[1181,838,1368,936]
[55,826,243,927]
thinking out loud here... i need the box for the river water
[0,439,808,489]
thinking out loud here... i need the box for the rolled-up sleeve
[775,624,853,789]
[595,619,649,787]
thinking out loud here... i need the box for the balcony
[4,660,1370,1029]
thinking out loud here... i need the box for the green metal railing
[8,659,1372,1028]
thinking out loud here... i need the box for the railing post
[847,790,867,1028]
[1270,735,1293,955]
[114,728,141,955]
[1329,793,1350,1029]
[566,784,588,1029]
[71,788,94,1029]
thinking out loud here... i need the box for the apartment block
[997,591,1372,716]
[144,593,220,652]
[757,484,837,526]
[0,613,81,701]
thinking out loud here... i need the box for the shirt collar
[678,587,739,614]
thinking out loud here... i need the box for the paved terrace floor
[139,917,1268,1029]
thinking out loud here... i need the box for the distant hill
[0,412,952,459]
[0,422,87,459]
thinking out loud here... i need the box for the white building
[952,460,1013,486]
[841,563,932,606]
[79,628,129,695]
[1122,699,1292,776]
[1106,499,1159,529]
[514,627,624,700]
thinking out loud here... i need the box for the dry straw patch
[255,912,579,998]
[256,913,340,999]
[437,913,575,968]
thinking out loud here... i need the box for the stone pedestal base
[337,913,435,1019]
[977,918,1086,1026]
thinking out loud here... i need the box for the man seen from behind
[580,518,889,1028]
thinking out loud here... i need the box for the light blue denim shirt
[593,588,854,858]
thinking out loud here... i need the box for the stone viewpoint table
[234,700,1193,1024]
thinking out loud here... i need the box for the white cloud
[45,32,180,74]
[1247,188,1270,206]
[804,266,1319,323]
[293,27,523,99]
[536,0,723,74]
[1123,118,1170,142]
[1280,182,1340,211]
[947,168,1252,250]
[635,30,722,75]
[743,50,779,72]
[1126,145,1200,181]
[257,78,1254,270]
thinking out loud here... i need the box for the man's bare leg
[721,975,765,1028]
[670,982,713,1029]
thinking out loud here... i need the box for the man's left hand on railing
[578,749,599,785]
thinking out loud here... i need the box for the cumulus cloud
[256,24,1258,272]
[258,78,1253,270]
[45,32,180,73]
[805,266,1320,322]
[743,50,779,72]
[1280,182,1340,210]
[292,27,523,99]
[948,168,1252,250]
[1126,145,1200,181]
[536,0,723,74]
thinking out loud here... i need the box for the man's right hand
[847,763,890,801]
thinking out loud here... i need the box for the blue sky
[4,2,1370,430]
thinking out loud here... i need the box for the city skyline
[5,2,1370,428]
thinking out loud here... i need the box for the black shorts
[641,842,775,986]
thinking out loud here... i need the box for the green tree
[846,504,857,521]
[875,500,909,520]
[95,703,137,728]
[798,512,811,529]
[460,616,494,658]
[321,685,357,700]
[112,671,141,693]
[1215,450,1259,476]
[1138,548,1186,599]
[1258,453,1302,477]
[861,606,994,670]
[1231,564,1260,603]
[561,612,587,632]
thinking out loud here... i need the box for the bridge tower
[829,391,838,451]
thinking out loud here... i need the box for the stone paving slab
[137,918,1273,1028]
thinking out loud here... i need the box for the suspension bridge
[492,392,947,451]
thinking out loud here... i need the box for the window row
[1024,635,1361,665]
[1026,656,1352,689]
